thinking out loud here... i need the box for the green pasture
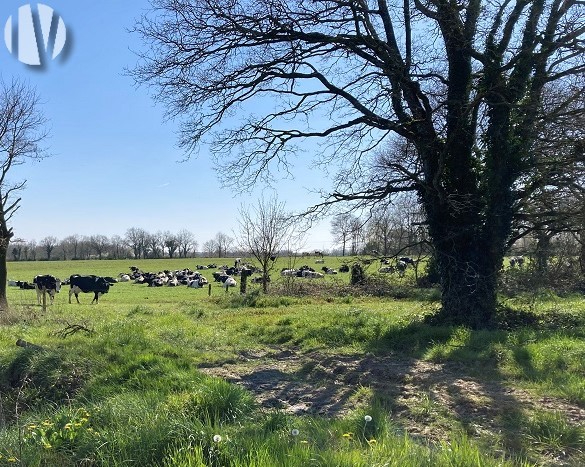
[1,259,584,466]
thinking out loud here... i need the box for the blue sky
[1,0,336,252]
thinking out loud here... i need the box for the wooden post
[208,283,212,296]
[42,286,47,313]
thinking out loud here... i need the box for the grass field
[0,258,584,466]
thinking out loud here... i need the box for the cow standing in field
[33,275,61,305]
[69,275,111,304]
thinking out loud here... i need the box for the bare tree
[146,231,164,258]
[89,234,110,260]
[0,79,48,308]
[177,229,196,258]
[163,230,179,258]
[39,236,58,261]
[109,235,128,259]
[61,234,81,260]
[125,227,149,259]
[25,239,36,261]
[202,239,217,258]
[331,214,357,257]
[10,237,25,261]
[238,196,299,292]
[133,0,585,328]
[214,232,233,258]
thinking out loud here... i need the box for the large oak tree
[133,0,585,328]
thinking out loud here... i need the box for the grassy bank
[0,259,583,465]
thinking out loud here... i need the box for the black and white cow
[33,275,61,304]
[69,274,111,304]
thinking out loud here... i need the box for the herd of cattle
[8,262,266,304]
[8,256,426,305]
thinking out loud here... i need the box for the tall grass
[1,259,584,465]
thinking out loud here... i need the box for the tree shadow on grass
[199,316,585,464]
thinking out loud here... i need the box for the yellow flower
[367,439,377,445]
[8,457,17,463]
[342,432,353,439]
[300,440,309,444]
[42,420,53,427]
[27,424,37,430]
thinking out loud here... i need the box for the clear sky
[1,0,336,252]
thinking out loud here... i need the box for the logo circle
[4,3,67,66]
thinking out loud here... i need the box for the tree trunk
[579,229,585,275]
[535,231,552,273]
[0,239,9,312]
[435,244,498,329]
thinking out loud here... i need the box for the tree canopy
[133,0,585,328]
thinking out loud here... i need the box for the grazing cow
[399,257,416,266]
[379,266,395,274]
[69,275,111,304]
[118,274,131,282]
[396,260,407,277]
[224,276,237,289]
[339,264,350,273]
[303,270,324,278]
[33,275,61,304]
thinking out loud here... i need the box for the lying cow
[33,275,61,305]
[69,274,111,304]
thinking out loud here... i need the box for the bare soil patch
[199,346,584,464]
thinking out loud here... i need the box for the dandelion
[342,432,353,439]
[367,439,377,445]
[291,429,300,436]
[213,434,222,443]
[8,457,17,463]
[300,440,309,444]
[364,415,372,422]
[64,423,72,430]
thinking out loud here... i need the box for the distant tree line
[330,194,428,259]
[8,229,238,261]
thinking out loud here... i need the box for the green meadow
[0,258,584,466]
